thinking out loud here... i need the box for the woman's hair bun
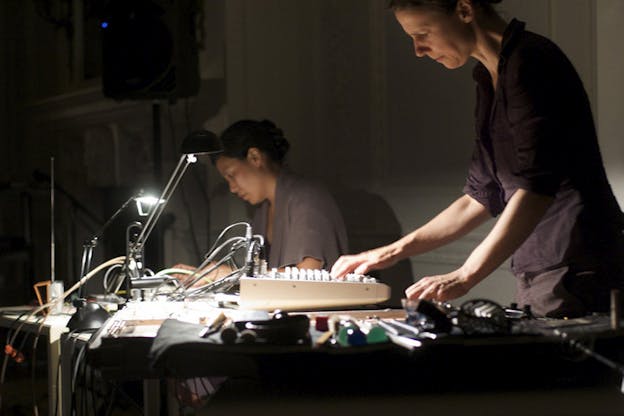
[260,119,290,162]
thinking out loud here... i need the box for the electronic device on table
[236,267,391,311]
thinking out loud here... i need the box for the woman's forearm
[394,194,491,260]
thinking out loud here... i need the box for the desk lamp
[78,189,160,291]
[123,130,222,295]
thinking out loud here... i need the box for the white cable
[7,256,126,348]
[203,222,250,259]
[154,268,195,277]
[205,236,246,263]
[102,263,123,293]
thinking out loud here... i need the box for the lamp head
[67,300,111,331]
[180,130,223,155]
[135,194,165,216]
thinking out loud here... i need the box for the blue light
[100,21,109,29]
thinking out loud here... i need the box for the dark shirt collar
[500,18,525,61]
[473,18,526,84]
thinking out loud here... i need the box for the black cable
[30,316,47,416]
[16,328,32,359]
[4,310,31,347]
[1,310,43,412]
[90,365,98,416]
[70,331,96,406]
[62,328,103,416]
[81,348,87,416]
[81,345,93,416]
[86,362,93,415]
[79,344,85,416]
[66,328,96,416]
[69,331,81,416]
[0,322,34,412]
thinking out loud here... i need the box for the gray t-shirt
[252,171,348,269]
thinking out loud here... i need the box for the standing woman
[214,119,348,271]
[331,0,624,318]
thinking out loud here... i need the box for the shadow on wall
[331,186,414,308]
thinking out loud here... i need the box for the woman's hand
[170,263,198,282]
[405,269,472,302]
[171,262,232,287]
[330,245,399,278]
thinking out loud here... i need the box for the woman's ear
[246,147,264,167]
[457,0,474,23]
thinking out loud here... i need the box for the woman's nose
[413,40,426,58]
[227,181,238,193]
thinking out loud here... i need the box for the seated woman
[214,118,348,271]
[176,119,349,286]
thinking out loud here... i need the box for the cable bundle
[156,222,264,301]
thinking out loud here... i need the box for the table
[0,307,72,416]
[83,302,624,415]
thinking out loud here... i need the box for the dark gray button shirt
[252,171,348,269]
[464,19,624,275]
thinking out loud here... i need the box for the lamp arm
[87,191,144,247]
[130,154,195,257]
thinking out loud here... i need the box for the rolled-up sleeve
[463,142,504,217]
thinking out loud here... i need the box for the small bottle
[48,281,64,314]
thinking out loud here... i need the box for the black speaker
[100,0,200,100]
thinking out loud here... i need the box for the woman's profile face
[394,5,474,69]
[215,155,267,205]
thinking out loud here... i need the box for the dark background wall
[0,0,622,308]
